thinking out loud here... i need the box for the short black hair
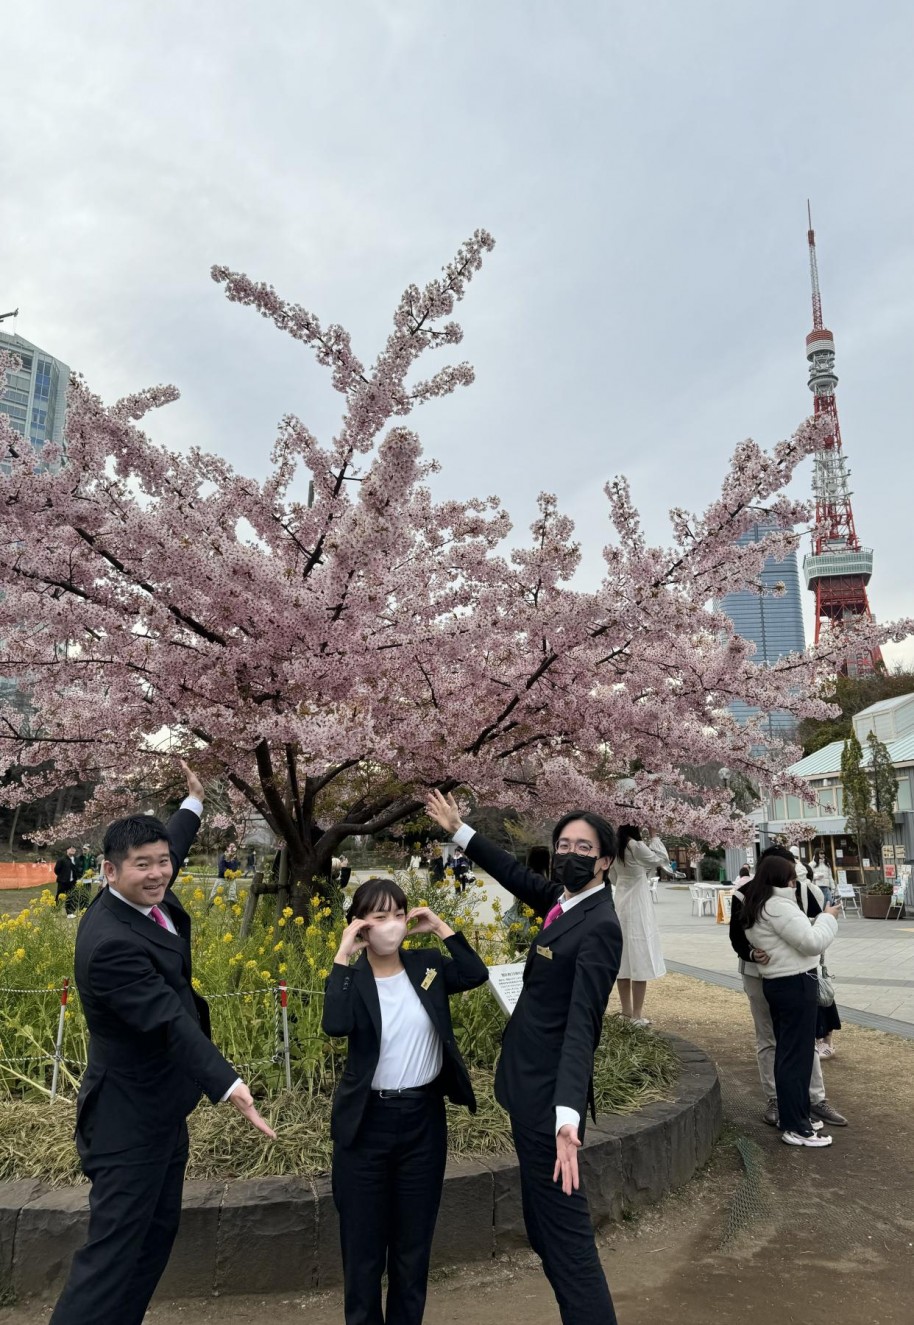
[349,877,408,919]
[738,865,751,878]
[103,815,171,869]
[551,811,616,861]
[761,843,812,880]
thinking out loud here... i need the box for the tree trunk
[239,870,265,940]
[7,803,20,853]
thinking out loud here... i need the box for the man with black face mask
[425,790,622,1325]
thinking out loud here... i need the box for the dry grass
[0,1018,678,1185]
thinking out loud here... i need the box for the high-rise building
[0,330,69,473]
[721,517,806,734]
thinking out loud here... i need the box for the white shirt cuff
[555,1106,580,1135]
[181,796,203,817]
[221,1077,243,1102]
[452,824,475,850]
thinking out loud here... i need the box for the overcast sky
[3,0,912,666]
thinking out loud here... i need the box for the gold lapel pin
[421,968,437,990]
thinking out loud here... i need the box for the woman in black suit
[322,877,488,1325]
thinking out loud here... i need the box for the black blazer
[54,855,79,890]
[322,932,489,1148]
[72,808,237,1161]
[463,832,623,1139]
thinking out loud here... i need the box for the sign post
[487,962,526,1017]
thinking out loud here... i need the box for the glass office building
[0,331,69,473]
[720,520,806,735]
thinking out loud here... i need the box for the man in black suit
[427,790,622,1325]
[50,762,276,1325]
[54,845,80,907]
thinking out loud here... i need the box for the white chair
[689,884,714,917]
[836,886,861,919]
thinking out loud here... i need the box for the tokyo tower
[801,206,882,676]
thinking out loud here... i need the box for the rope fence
[0,976,330,1101]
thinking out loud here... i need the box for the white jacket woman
[608,827,667,1023]
[743,887,838,978]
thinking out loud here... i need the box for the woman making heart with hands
[323,878,488,1325]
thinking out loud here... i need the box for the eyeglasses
[555,839,598,856]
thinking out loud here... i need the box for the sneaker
[763,1099,779,1127]
[819,1044,835,1059]
[782,1130,833,1148]
[631,1017,652,1027]
[810,1098,848,1127]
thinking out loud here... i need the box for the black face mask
[551,852,599,894]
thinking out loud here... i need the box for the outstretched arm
[425,790,559,916]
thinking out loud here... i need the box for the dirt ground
[4,973,913,1324]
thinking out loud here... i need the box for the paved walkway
[652,883,914,1033]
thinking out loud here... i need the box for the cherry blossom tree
[1,229,909,904]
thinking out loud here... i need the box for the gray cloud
[3,0,912,663]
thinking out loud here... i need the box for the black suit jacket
[463,832,623,1138]
[55,856,79,890]
[72,808,237,1161]
[322,932,489,1148]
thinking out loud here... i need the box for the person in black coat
[54,846,80,905]
[426,789,623,1325]
[50,763,276,1325]
[323,876,488,1325]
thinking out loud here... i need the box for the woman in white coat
[739,854,841,1147]
[811,850,835,904]
[608,826,667,1025]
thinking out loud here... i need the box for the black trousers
[763,971,819,1135]
[511,1117,618,1325]
[333,1093,447,1325]
[50,1122,189,1325]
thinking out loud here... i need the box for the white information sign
[488,961,527,1016]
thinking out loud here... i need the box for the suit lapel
[101,887,191,970]
[532,885,610,947]
[353,952,382,1041]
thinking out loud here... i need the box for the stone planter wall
[0,1034,721,1305]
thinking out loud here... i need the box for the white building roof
[788,732,914,780]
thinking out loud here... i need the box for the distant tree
[841,732,892,884]
[868,731,898,880]
[798,668,914,755]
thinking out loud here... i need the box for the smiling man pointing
[50,761,275,1325]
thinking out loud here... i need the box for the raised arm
[425,790,559,916]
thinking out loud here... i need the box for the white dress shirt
[371,969,443,1090]
[452,823,602,1135]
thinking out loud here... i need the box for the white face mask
[366,916,407,956]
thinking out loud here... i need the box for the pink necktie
[543,901,564,928]
[149,905,168,929]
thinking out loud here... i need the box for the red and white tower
[801,206,882,676]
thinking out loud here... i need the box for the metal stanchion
[278,980,292,1090]
[50,977,69,1102]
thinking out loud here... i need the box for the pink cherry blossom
[1,234,910,904]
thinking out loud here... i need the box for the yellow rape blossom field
[0,871,676,1184]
